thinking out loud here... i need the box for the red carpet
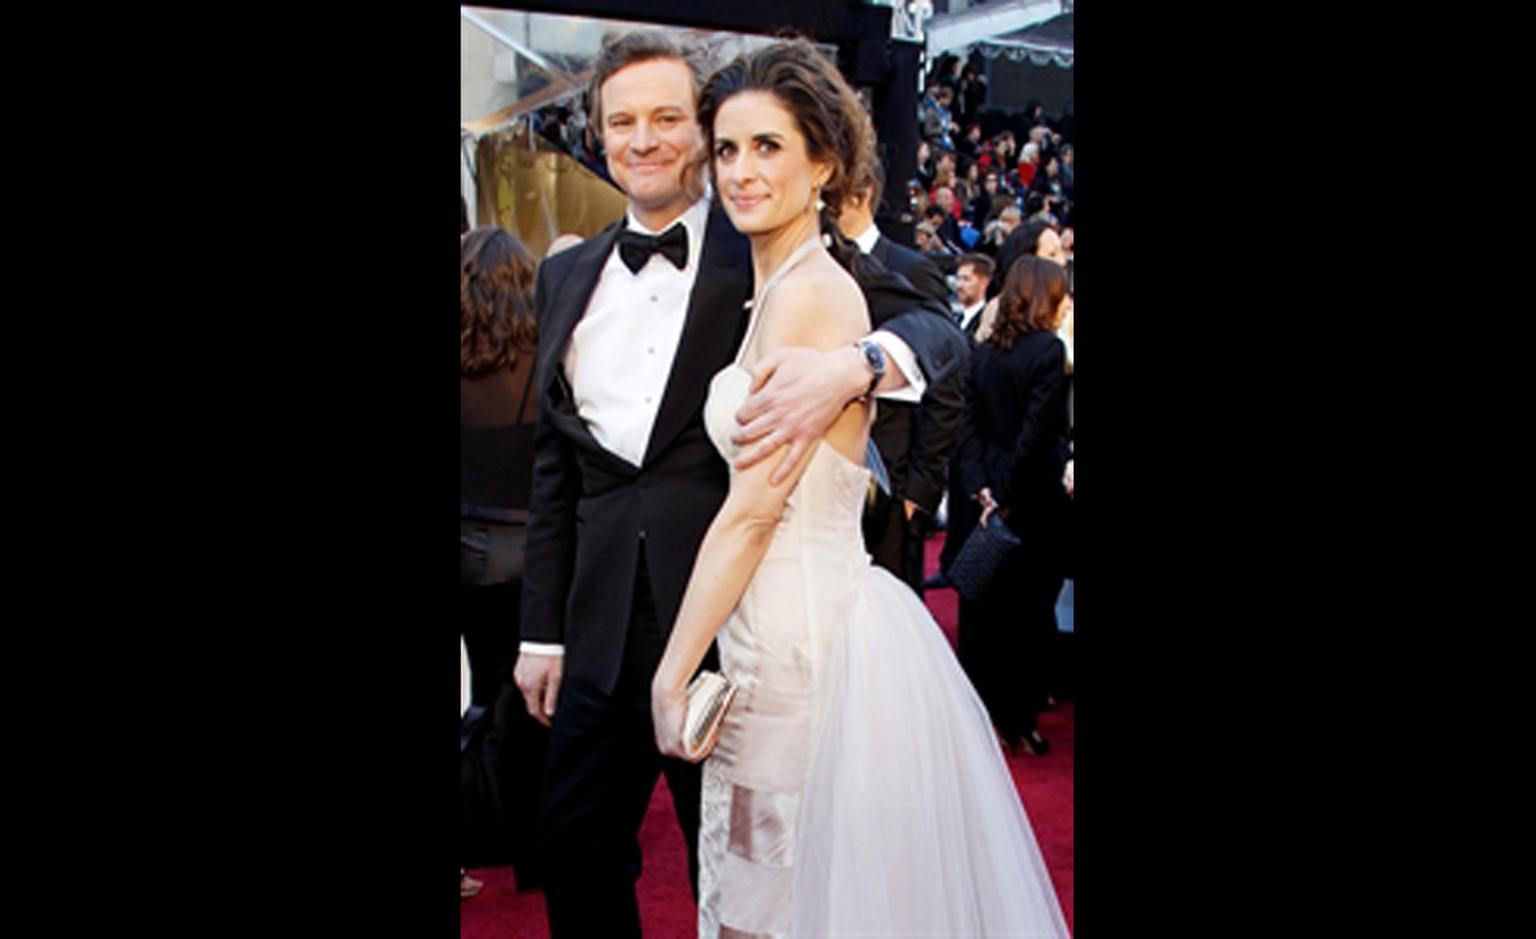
[463,536,1074,936]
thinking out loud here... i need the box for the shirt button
[644,396,652,404]
[648,347,655,355]
[650,295,658,302]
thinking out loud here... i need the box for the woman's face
[1036,227,1066,266]
[713,91,831,237]
[1057,293,1073,332]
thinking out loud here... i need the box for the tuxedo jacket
[521,208,966,696]
[869,235,949,308]
[863,240,969,515]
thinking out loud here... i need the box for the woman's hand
[976,486,999,530]
[651,676,691,761]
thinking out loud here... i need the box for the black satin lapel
[534,224,633,471]
[536,223,621,396]
[641,209,752,467]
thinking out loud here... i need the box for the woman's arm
[651,268,870,760]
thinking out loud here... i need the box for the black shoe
[1015,731,1050,757]
[921,571,952,590]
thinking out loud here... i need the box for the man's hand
[513,652,563,727]
[1063,459,1074,498]
[732,346,863,485]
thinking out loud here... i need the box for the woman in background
[460,225,546,894]
[955,255,1073,757]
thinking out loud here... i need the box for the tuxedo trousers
[537,551,703,938]
[863,488,928,595]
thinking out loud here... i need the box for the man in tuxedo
[513,31,966,938]
[954,253,994,338]
[837,175,969,592]
[842,176,949,310]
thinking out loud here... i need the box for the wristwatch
[855,338,887,401]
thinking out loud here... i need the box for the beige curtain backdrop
[475,129,627,259]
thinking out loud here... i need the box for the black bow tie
[618,224,688,275]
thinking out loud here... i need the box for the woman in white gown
[650,38,1071,938]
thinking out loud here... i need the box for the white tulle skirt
[700,561,1071,938]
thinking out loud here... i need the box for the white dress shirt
[562,195,712,469]
[960,300,986,335]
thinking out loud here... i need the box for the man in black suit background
[846,183,950,310]
[837,171,969,593]
[513,31,967,938]
[954,253,994,338]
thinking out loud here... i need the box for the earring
[813,184,825,213]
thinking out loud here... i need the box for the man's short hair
[849,147,886,208]
[587,29,713,131]
[958,253,995,280]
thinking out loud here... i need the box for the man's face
[955,263,987,305]
[599,57,703,225]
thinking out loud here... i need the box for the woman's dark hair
[461,226,538,378]
[990,255,1067,351]
[697,36,883,283]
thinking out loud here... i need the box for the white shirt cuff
[519,642,565,656]
[869,331,926,403]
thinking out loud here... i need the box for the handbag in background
[947,517,1022,601]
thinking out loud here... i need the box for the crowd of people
[911,53,1074,283]
[462,31,1074,937]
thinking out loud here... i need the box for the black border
[143,3,1402,935]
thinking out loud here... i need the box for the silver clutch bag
[682,670,737,762]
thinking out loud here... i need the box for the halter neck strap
[735,234,825,367]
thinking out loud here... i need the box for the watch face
[862,341,885,373]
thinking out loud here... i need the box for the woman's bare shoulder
[762,253,869,348]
